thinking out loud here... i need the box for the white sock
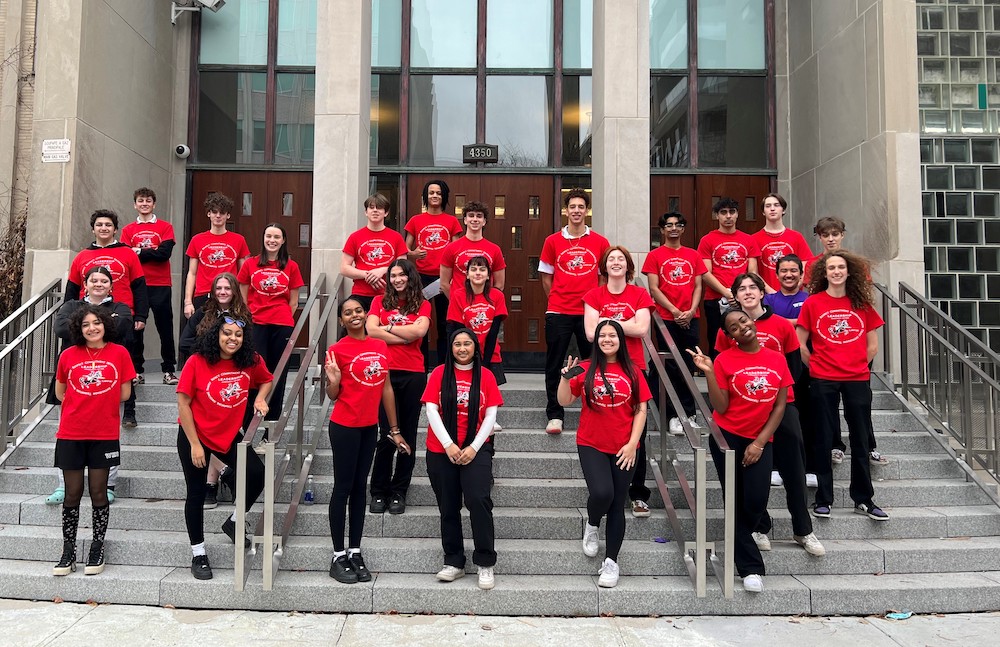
[348,548,360,556]
[334,550,347,559]
[191,542,206,557]
[228,512,237,523]
[586,523,599,534]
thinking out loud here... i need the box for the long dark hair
[381,258,425,315]
[193,314,259,369]
[256,222,290,270]
[440,328,482,448]
[422,179,450,210]
[583,319,641,416]
[196,272,253,335]
[463,255,494,305]
[68,303,120,346]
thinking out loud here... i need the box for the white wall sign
[42,139,71,163]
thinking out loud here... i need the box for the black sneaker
[204,483,219,510]
[855,501,890,521]
[218,467,235,502]
[369,496,387,514]
[122,413,137,429]
[221,517,252,548]
[330,555,359,584]
[812,504,832,518]
[134,375,145,385]
[85,539,105,575]
[191,554,213,580]
[387,495,406,515]
[53,540,76,576]
[349,553,372,582]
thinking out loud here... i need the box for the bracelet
[390,428,401,436]
[751,443,764,450]
[387,323,394,332]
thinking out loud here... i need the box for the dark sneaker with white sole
[855,502,889,520]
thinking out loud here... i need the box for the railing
[0,279,62,466]
[637,277,736,599]
[876,282,1000,494]
[234,273,343,590]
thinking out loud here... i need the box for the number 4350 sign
[463,143,499,164]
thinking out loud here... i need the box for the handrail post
[723,447,736,599]
[262,441,276,590]
[693,446,707,598]
[234,440,248,591]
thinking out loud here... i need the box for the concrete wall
[777,0,923,290]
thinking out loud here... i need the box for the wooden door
[693,175,773,241]
[650,176,697,249]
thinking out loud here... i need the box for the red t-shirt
[569,360,652,454]
[404,212,464,275]
[421,365,503,453]
[343,227,407,297]
[447,287,508,364]
[186,231,251,297]
[697,230,761,300]
[121,218,175,287]
[68,246,145,312]
[713,312,799,403]
[368,296,431,373]
[752,228,813,292]
[56,343,136,441]
[439,236,507,295]
[797,291,884,381]
[582,285,655,370]
[328,337,390,427]
[641,245,707,320]
[237,257,305,326]
[539,229,610,315]
[176,354,273,452]
[711,347,793,439]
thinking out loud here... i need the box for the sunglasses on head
[223,315,246,328]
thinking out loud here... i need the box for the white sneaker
[831,449,845,464]
[492,422,502,433]
[805,473,819,488]
[477,566,495,590]
[582,523,599,557]
[597,557,619,588]
[545,419,563,434]
[668,417,684,436]
[435,565,465,582]
[794,532,826,556]
[743,574,763,593]
[631,500,651,518]
[685,414,701,428]
[751,531,771,551]
[770,471,783,487]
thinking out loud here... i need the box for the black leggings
[577,444,635,562]
[328,421,378,552]
[372,370,426,500]
[177,427,265,545]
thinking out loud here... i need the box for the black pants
[371,370,426,500]
[544,313,591,421]
[328,421,378,552]
[426,444,496,568]
[132,285,176,374]
[176,427,265,546]
[812,379,875,507]
[755,404,813,537]
[709,429,773,577]
[420,273,448,370]
[578,444,635,562]
[245,324,293,426]
[646,319,699,420]
[704,299,723,359]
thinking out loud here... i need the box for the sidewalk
[3,599,997,646]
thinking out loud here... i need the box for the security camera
[196,0,226,12]
[175,144,191,159]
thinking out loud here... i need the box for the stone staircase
[1,373,1000,615]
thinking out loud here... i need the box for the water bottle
[304,475,315,505]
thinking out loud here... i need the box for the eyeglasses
[663,223,685,229]
[717,208,738,216]
[223,315,246,328]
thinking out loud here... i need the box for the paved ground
[3,599,997,646]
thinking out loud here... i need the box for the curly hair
[806,250,875,310]
[192,315,259,369]
[381,259,426,315]
[196,272,253,336]
[68,303,120,346]
[89,209,119,230]
[583,319,642,416]
[563,187,590,208]
[462,201,489,221]
[204,192,234,215]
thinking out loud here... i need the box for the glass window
[562,75,593,167]
[277,0,317,66]
[486,76,553,167]
[563,0,593,69]
[487,0,553,68]
[372,0,403,67]
[200,0,269,65]
[650,0,687,70]
[273,74,315,164]
[408,75,477,166]
[410,0,477,68]
[697,76,767,167]
[371,74,401,165]
[650,75,690,167]
[697,0,765,70]
[197,71,267,164]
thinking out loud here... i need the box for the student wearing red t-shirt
[177,315,273,581]
[238,223,305,427]
[690,308,793,593]
[404,180,464,369]
[183,192,251,319]
[697,197,760,358]
[340,193,408,311]
[366,260,431,515]
[539,188,610,435]
[52,304,135,577]
[422,329,503,591]
[558,320,651,589]
[446,255,509,387]
[751,193,813,294]
[439,200,506,301]
[121,187,179,384]
[325,298,403,584]
[797,250,888,522]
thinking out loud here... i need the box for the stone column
[591,0,651,259]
